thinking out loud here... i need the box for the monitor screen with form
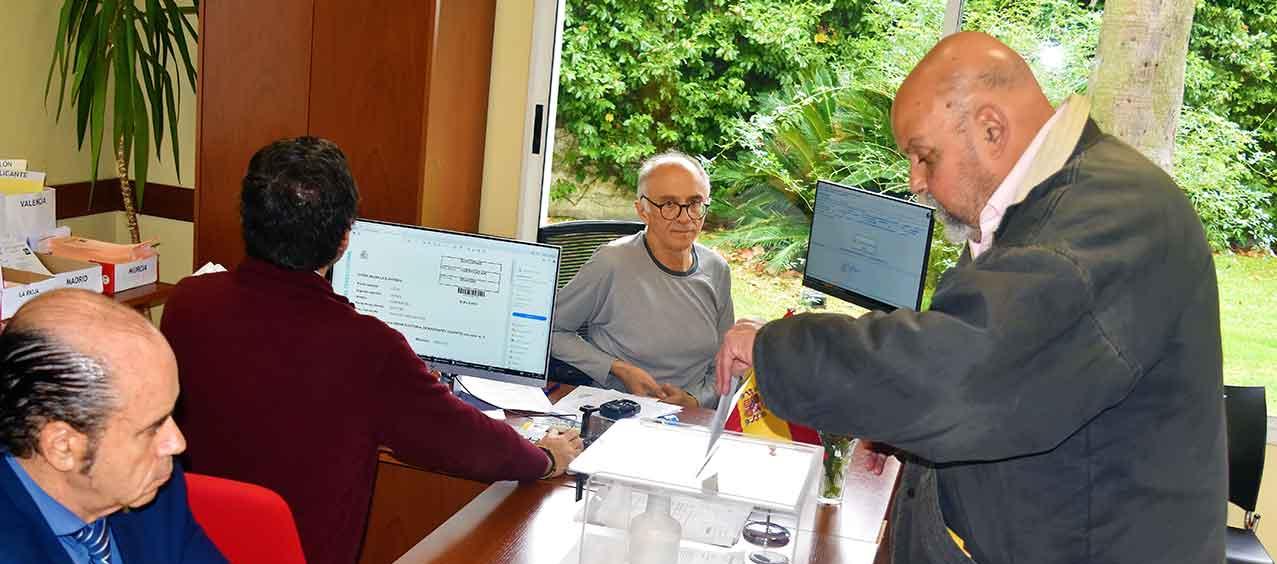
[330,220,561,388]
[803,180,935,312]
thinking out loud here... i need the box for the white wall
[2,2,197,284]
[478,0,536,238]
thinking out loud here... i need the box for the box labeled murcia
[97,254,159,294]
[45,236,159,294]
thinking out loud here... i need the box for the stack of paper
[550,386,683,420]
[0,236,52,275]
[455,376,555,413]
[0,159,43,194]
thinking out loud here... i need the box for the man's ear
[338,229,352,257]
[634,198,651,223]
[973,104,1009,159]
[37,421,89,473]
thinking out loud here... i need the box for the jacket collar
[989,116,1106,247]
[958,113,1105,268]
[234,257,352,305]
[1009,94,1093,206]
[0,455,74,564]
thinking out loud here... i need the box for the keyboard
[513,418,581,443]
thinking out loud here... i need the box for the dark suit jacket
[0,459,227,564]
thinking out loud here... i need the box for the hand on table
[537,428,584,478]
[611,360,663,398]
[858,440,894,476]
[657,384,699,408]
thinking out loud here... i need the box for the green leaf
[88,17,108,184]
[164,0,198,89]
[111,39,131,154]
[133,77,150,213]
[74,57,94,149]
[44,0,75,106]
[162,73,181,180]
[69,13,98,102]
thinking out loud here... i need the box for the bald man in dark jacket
[717,32,1225,564]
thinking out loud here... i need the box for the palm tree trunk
[1088,0,1196,172]
[114,139,141,244]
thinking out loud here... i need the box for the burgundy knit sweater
[160,258,547,564]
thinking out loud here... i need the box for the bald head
[896,32,1050,121]
[2,289,185,521]
[890,33,1056,241]
[7,289,163,364]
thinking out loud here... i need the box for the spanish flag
[723,368,821,445]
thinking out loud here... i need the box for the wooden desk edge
[112,282,175,309]
[393,481,523,563]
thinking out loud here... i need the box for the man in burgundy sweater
[160,137,582,564]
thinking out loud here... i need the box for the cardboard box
[0,269,60,319]
[0,255,106,319]
[35,254,105,294]
[95,254,159,294]
[0,187,55,240]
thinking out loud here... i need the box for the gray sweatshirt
[550,232,734,406]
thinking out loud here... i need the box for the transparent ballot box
[566,418,822,564]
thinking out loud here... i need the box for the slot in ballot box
[568,418,821,564]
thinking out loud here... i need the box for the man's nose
[162,423,188,456]
[909,178,924,195]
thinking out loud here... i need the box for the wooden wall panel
[308,0,435,226]
[357,459,488,564]
[420,0,498,233]
[195,0,314,268]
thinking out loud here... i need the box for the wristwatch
[538,446,556,479]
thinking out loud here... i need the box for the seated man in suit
[160,136,582,564]
[0,289,226,564]
[551,152,734,408]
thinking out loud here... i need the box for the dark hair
[241,136,360,271]
[0,329,115,463]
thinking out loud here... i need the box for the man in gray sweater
[551,152,734,407]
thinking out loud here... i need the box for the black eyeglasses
[640,195,711,221]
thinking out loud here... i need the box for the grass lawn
[1215,254,1277,409]
[713,241,1277,410]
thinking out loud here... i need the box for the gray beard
[918,193,976,244]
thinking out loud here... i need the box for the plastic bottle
[627,494,681,564]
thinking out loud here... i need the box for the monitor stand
[439,372,502,411]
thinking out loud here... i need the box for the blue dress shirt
[4,455,125,564]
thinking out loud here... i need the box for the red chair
[185,472,307,564]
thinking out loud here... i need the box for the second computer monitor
[803,180,935,312]
[330,220,561,388]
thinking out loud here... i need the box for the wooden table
[111,281,175,310]
[393,448,900,564]
[110,282,175,322]
[365,393,900,564]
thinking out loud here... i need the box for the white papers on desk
[0,236,51,275]
[456,376,555,413]
[550,386,682,420]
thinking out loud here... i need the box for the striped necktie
[68,519,113,564]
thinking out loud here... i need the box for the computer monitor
[330,220,561,388]
[803,180,935,312]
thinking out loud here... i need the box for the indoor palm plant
[45,0,199,244]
